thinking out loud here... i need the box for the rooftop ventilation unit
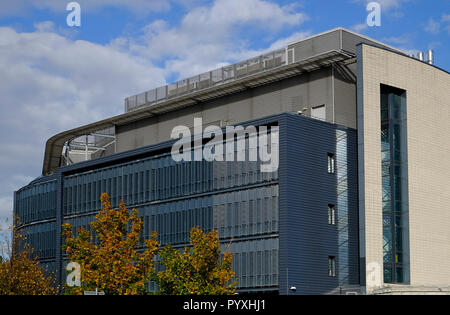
[412,50,434,65]
[426,49,434,65]
[417,52,424,61]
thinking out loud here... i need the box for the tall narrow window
[328,204,336,225]
[327,153,335,174]
[328,256,336,277]
[380,84,409,284]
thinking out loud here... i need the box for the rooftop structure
[42,28,403,176]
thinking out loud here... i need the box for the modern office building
[13,28,450,294]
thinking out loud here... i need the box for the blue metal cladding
[13,112,359,294]
[15,178,57,225]
[62,155,276,216]
[57,122,280,291]
[18,222,56,260]
[14,177,58,274]
[278,114,359,295]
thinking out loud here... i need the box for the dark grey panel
[341,30,397,55]
[116,70,336,153]
[333,63,357,128]
[289,30,341,61]
[278,114,359,295]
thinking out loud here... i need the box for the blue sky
[0,0,449,226]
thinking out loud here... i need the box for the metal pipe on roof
[427,50,434,65]
[417,52,424,61]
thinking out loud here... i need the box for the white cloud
[441,13,450,35]
[375,0,411,9]
[381,34,420,55]
[0,25,166,129]
[0,25,167,217]
[34,21,56,33]
[0,0,172,17]
[354,0,412,10]
[425,18,440,34]
[382,35,412,46]
[423,14,450,35]
[350,0,412,32]
[113,0,308,79]
[353,0,412,18]
[351,23,369,32]
[229,31,312,62]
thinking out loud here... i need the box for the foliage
[62,193,237,295]
[62,193,159,295]
[155,227,237,295]
[0,219,58,295]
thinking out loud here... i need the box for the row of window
[212,186,278,239]
[20,222,57,260]
[65,185,278,246]
[65,220,279,290]
[63,154,278,216]
[64,215,98,244]
[147,238,279,291]
[17,143,342,283]
[328,148,337,277]
[15,180,57,225]
[227,238,279,288]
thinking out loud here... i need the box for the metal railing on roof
[62,127,116,165]
[125,48,287,112]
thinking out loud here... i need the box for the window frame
[328,256,336,277]
[328,204,336,225]
[327,153,335,174]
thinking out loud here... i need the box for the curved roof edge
[42,49,352,175]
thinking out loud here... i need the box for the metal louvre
[124,50,351,113]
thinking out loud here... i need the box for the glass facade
[13,113,358,294]
[14,133,280,290]
[63,131,278,291]
[380,84,410,284]
[15,179,58,272]
[15,179,57,224]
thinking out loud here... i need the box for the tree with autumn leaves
[156,228,236,295]
[0,220,58,295]
[62,193,236,295]
[62,193,159,295]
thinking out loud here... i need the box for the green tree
[155,227,237,295]
[62,193,159,295]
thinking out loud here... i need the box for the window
[380,84,409,284]
[328,256,336,277]
[328,204,336,225]
[327,153,335,174]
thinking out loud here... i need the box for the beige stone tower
[357,43,450,294]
